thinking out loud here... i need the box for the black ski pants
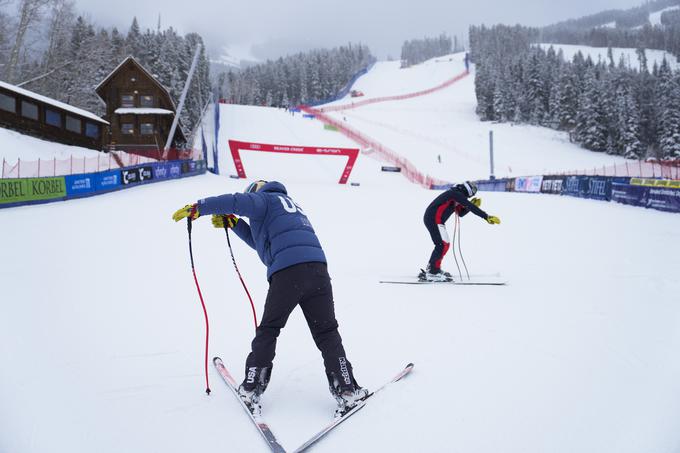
[245,262,354,384]
[424,215,450,272]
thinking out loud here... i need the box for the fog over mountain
[71,0,642,61]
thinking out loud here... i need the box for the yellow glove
[486,215,501,225]
[212,214,239,229]
[172,204,199,222]
[471,197,482,207]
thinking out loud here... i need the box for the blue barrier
[65,173,97,197]
[96,169,122,191]
[477,179,509,192]
[611,182,680,213]
[1,159,206,210]
[562,176,631,201]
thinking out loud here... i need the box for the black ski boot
[326,366,369,418]
[238,365,272,418]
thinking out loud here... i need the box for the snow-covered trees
[219,44,374,107]
[470,23,680,159]
[0,10,211,136]
[400,34,456,67]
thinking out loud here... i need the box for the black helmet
[456,181,477,198]
[244,180,268,193]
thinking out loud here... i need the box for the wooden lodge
[95,57,185,153]
[0,80,109,150]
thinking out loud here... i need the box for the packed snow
[2,53,680,453]
[537,43,680,71]
[0,126,102,163]
[324,53,469,106]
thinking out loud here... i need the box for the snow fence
[0,159,207,209]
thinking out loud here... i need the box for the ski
[380,279,507,286]
[292,362,414,453]
[213,357,287,453]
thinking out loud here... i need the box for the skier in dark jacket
[172,180,366,418]
[421,181,500,282]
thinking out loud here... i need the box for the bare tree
[4,0,52,82]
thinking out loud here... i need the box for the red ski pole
[186,218,211,395]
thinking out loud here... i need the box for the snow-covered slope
[325,53,468,106]
[649,5,680,26]
[0,126,101,162]
[537,43,680,71]
[2,55,680,453]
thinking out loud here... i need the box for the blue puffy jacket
[197,181,327,280]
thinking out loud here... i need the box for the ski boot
[327,370,369,418]
[418,266,453,282]
[238,365,272,418]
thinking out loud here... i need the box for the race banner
[228,140,359,184]
[1,177,66,204]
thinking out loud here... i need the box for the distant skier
[172,180,367,418]
[420,181,500,282]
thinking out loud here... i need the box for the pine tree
[575,68,608,151]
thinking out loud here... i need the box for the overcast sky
[72,0,642,62]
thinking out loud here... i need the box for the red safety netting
[553,160,680,179]
[300,105,446,188]
[296,70,472,188]
[1,151,157,179]
[317,70,470,113]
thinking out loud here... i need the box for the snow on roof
[114,108,174,115]
[95,56,176,109]
[0,80,109,124]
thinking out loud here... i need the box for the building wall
[0,87,105,150]
[99,61,176,150]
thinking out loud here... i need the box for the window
[140,95,154,107]
[45,109,62,127]
[121,123,134,135]
[121,94,134,108]
[0,93,16,113]
[66,115,81,133]
[21,101,39,120]
[85,122,100,138]
[140,123,154,135]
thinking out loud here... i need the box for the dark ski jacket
[424,186,488,225]
[198,181,326,280]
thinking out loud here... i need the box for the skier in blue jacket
[172,180,366,418]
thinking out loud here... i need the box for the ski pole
[186,218,211,395]
[455,215,470,280]
[450,217,463,280]
[223,226,258,330]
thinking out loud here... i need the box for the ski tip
[406,362,415,369]
[212,356,222,365]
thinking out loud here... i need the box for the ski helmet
[244,180,268,193]
[459,181,477,197]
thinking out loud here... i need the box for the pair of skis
[213,357,413,452]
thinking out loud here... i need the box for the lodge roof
[0,80,109,125]
[94,56,176,110]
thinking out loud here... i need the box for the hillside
[2,54,680,453]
